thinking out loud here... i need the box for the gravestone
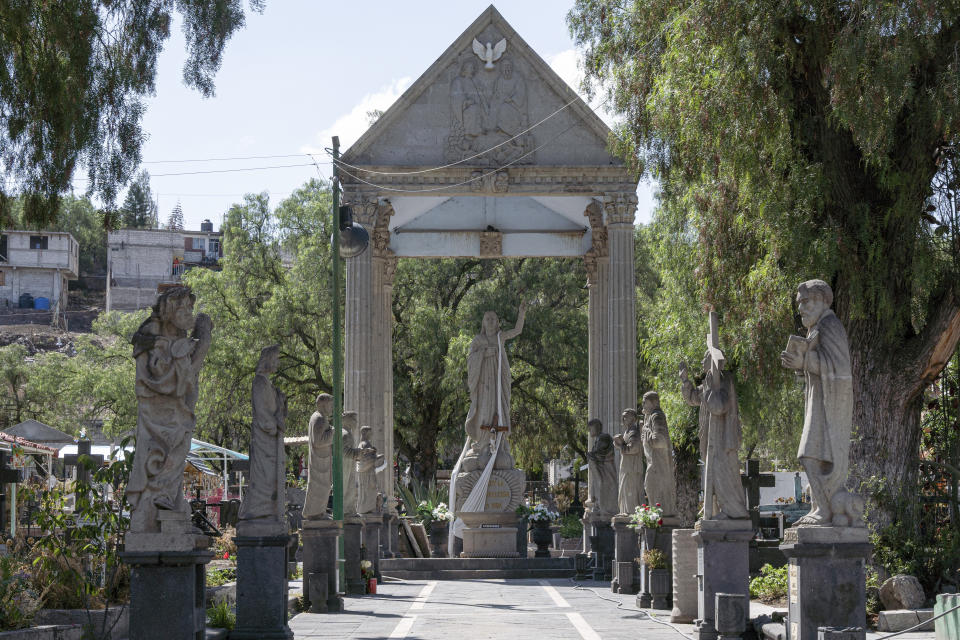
[740,459,775,530]
[64,439,104,485]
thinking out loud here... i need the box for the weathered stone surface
[671,528,698,623]
[585,418,617,519]
[781,279,864,528]
[302,394,334,521]
[878,574,927,611]
[640,391,677,518]
[877,609,934,632]
[301,519,343,613]
[356,425,384,515]
[693,524,752,640]
[121,549,212,640]
[233,534,293,639]
[613,409,644,515]
[459,511,520,558]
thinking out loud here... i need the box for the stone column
[611,515,638,594]
[604,192,638,437]
[693,521,753,640]
[301,520,343,613]
[671,528,699,623]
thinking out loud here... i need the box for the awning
[190,438,248,460]
[186,453,218,476]
[0,431,59,455]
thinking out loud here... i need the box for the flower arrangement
[526,503,560,524]
[360,560,374,580]
[431,502,454,523]
[628,503,664,529]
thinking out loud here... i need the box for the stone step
[379,557,575,580]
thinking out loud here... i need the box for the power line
[144,162,321,178]
[142,153,314,164]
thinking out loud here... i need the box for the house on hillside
[0,230,79,317]
[106,220,223,311]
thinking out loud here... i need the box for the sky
[104,1,656,232]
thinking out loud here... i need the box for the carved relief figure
[302,393,335,521]
[356,425,385,515]
[680,354,749,521]
[586,418,617,518]
[448,59,486,157]
[127,287,212,533]
[461,302,527,472]
[780,279,864,527]
[640,391,677,518]
[239,345,287,524]
[613,408,644,515]
[490,58,533,163]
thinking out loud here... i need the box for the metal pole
[331,136,346,593]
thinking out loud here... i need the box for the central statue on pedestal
[449,302,528,557]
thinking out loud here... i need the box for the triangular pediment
[342,5,619,169]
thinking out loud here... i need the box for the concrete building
[106,220,223,311]
[0,230,79,314]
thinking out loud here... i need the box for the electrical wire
[569,576,696,640]
[142,153,316,164]
[148,162,319,177]
[873,602,960,639]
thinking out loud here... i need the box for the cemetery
[1,3,960,640]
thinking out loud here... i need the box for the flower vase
[428,521,449,558]
[366,578,377,594]
[531,520,552,558]
[649,568,670,609]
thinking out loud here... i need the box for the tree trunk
[674,444,700,527]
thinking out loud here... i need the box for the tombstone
[63,439,104,486]
[740,459,775,531]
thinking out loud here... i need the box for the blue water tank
[33,297,50,310]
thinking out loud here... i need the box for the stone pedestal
[693,520,752,640]
[121,549,212,640]
[611,516,638,594]
[580,513,593,554]
[671,528,698,623]
[460,511,520,558]
[343,518,365,594]
[301,519,343,613]
[636,524,676,608]
[780,526,871,640]
[588,518,614,581]
[382,512,398,558]
[125,511,209,552]
[233,533,293,640]
[361,514,382,579]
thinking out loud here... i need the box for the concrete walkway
[290,578,937,640]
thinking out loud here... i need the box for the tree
[119,171,157,229]
[167,202,184,231]
[0,0,265,228]
[569,1,960,522]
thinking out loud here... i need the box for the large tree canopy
[570,0,960,521]
[0,0,264,227]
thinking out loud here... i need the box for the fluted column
[605,192,638,465]
[371,212,397,514]
[381,256,397,514]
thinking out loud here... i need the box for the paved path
[290,578,937,639]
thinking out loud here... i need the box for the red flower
[655,503,661,507]
[657,519,663,525]
[223,552,229,559]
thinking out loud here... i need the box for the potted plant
[643,549,670,609]
[628,503,664,551]
[420,501,454,557]
[360,560,376,594]
[523,503,559,558]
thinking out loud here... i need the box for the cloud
[303,76,413,155]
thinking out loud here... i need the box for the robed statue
[780,279,864,527]
[585,418,617,518]
[302,393,335,521]
[640,391,677,518]
[613,408,645,516]
[128,287,212,534]
[355,425,385,515]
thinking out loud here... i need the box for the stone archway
[337,6,638,547]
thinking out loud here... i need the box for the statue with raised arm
[341,411,362,517]
[780,279,863,527]
[585,418,617,518]
[641,391,677,518]
[461,301,527,472]
[356,426,385,515]
[303,393,335,521]
[127,286,212,534]
[239,345,288,528]
[680,313,748,522]
[613,408,645,515]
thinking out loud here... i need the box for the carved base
[454,468,525,512]
[459,511,520,558]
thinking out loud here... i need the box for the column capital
[604,192,638,225]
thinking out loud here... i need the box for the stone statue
[680,325,749,521]
[302,393,335,521]
[127,286,212,534]
[585,418,617,518]
[780,279,863,527]
[640,391,677,518]
[472,37,506,69]
[613,408,644,516]
[239,345,287,526]
[342,411,361,517]
[355,425,384,515]
[461,302,527,472]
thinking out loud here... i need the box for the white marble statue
[128,287,212,534]
[302,393,335,521]
[586,418,617,518]
[355,425,384,515]
[613,408,644,515]
[461,302,527,472]
[342,411,361,517]
[780,279,864,527]
[680,321,749,521]
[239,345,287,526]
[641,391,677,518]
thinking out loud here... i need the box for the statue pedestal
[460,512,520,558]
[361,514,383,579]
[636,523,677,608]
[692,519,752,640]
[233,528,293,640]
[587,517,614,581]
[125,511,209,552]
[343,517,366,594]
[382,512,399,558]
[121,549,213,640]
[780,526,871,640]
[671,528,698,623]
[611,516,638,594]
[301,519,343,613]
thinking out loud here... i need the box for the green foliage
[206,598,236,630]
[0,1,265,226]
[866,567,882,615]
[557,513,583,539]
[119,171,157,230]
[642,548,667,570]
[749,564,788,602]
[0,551,41,631]
[206,567,237,587]
[395,477,447,521]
